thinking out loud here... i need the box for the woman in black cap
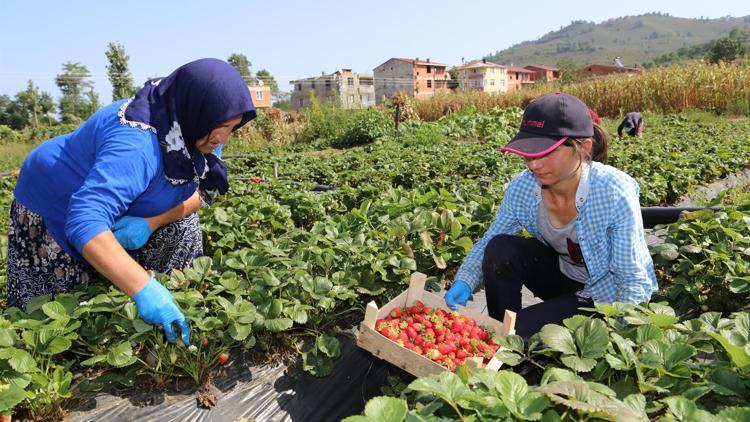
[444,93,657,337]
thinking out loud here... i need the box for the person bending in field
[6,58,256,345]
[617,112,644,138]
[444,93,657,338]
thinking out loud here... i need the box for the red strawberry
[217,353,229,365]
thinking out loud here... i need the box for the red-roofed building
[506,66,535,91]
[524,64,560,82]
[579,64,641,78]
[373,58,450,104]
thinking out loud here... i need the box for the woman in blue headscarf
[7,58,256,345]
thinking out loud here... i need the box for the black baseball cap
[502,93,594,158]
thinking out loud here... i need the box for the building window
[427,80,432,88]
[311,81,316,88]
[297,83,302,91]
[363,94,369,102]
[426,66,432,73]
[256,90,264,100]
[347,77,354,86]
[326,79,331,88]
[490,80,494,86]
[299,99,303,107]
[348,95,354,103]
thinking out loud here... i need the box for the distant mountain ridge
[484,13,750,68]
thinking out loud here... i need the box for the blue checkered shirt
[455,162,657,304]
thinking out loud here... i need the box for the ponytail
[591,123,609,164]
[563,122,609,164]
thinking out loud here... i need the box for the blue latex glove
[133,277,191,345]
[113,216,152,250]
[444,281,472,310]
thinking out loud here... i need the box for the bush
[301,94,351,143]
[0,125,22,144]
[331,109,394,149]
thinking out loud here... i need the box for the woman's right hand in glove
[133,277,191,345]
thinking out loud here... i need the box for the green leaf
[517,392,549,421]
[574,319,609,359]
[302,349,334,377]
[419,231,434,251]
[495,371,529,404]
[707,367,750,397]
[409,371,474,406]
[561,355,597,373]
[454,237,474,253]
[106,341,137,368]
[649,313,678,328]
[539,325,577,355]
[40,336,72,355]
[316,335,341,358]
[363,396,408,422]
[540,368,581,385]
[704,329,750,371]
[0,384,26,413]
[228,321,252,341]
[662,396,698,420]
[264,318,293,332]
[81,354,107,366]
[0,328,15,347]
[260,269,281,287]
[664,344,696,370]
[497,334,525,353]
[0,348,38,372]
[42,301,68,320]
[494,350,523,366]
[635,324,663,343]
[718,407,750,422]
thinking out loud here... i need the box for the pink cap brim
[500,137,568,158]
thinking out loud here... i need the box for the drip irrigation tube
[640,207,721,229]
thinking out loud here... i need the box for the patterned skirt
[6,200,203,309]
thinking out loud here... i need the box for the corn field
[413,61,750,120]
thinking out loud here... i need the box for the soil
[195,373,217,409]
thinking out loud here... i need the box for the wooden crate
[357,272,517,378]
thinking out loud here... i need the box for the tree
[707,37,749,64]
[447,67,460,90]
[10,80,55,128]
[55,62,100,123]
[227,53,256,84]
[255,69,279,95]
[556,60,583,85]
[105,42,135,101]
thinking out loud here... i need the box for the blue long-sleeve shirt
[14,100,197,262]
[454,162,657,304]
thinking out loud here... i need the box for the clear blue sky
[1,0,748,101]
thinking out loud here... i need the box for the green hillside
[484,12,750,68]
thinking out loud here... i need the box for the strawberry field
[0,107,749,420]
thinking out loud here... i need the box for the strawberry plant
[651,207,750,314]
[350,305,750,421]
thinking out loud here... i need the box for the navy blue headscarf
[122,58,256,205]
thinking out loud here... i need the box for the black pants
[482,234,595,338]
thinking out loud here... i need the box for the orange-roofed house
[524,64,560,83]
[506,66,536,91]
[248,83,272,109]
[373,58,450,104]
